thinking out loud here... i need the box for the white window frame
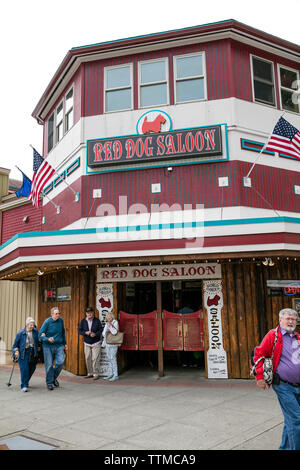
[250,54,276,108]
[277,63,300,114]
[55,101,64,143]
[65,86,74,132]
[47,112,55,153]
[104,63,133,113]
[47,83,75,154]
[138,58,169,109]
[173,52,207,104]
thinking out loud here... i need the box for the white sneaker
[103,375,113,380]
[21,387,28,392]
[109,376,119,381]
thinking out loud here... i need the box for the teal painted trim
[241,138,275,155]
[53,171,66,187]
[66,157,81,176]
[71,20,234,50]
[86,123,229,175]
[1,216,299,252]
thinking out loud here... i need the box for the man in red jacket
[254,308,300,450]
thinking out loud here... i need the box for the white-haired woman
[12,317,39,392]
[102,312,119,381]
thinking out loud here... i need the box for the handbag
[106,329,124,345]
[250,327,278,385]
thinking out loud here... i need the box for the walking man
[254,308,300,450]
[78,307,103,380]
[39,307,68,390]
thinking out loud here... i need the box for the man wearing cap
[12,317,39,392]
[39,307,68,390]
[78,307,103,380]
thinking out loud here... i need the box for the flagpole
[29,145,80,202]
[245,112,286,179]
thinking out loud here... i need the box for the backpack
[250,328,278,385]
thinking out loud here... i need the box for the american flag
[28,148,55,208]
[265,117,300,161]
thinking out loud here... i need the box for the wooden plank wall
[218,260,300,379]
[0,279,38,349]
[39,267,96,375]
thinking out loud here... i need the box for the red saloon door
[162,310,183,351]
[119,311,138,350]
[139,311,158,350]
[183,310,204,351]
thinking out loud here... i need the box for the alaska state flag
[16,168,32,198]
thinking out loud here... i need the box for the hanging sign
[203,280,228,379]
[97,263,221,283]
[87,125,222,167]
[96,283,114,377]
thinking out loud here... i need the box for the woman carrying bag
[102,313,121,381]
[12,317,39,392]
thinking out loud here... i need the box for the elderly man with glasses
[254,308,300,450]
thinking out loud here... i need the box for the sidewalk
[0,355,283,451]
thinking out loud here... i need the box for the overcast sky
[1,0,299,181]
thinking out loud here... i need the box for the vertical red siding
[81,161,300,220]
[1,203,42,245]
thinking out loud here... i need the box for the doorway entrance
[118,281,205,374]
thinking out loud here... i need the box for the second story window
[174,53,206,103]
[56,102,64,143]
[251,56,275,107]
[65,88,74,131]
[279,66,299,113]
[105,65,132,112]
[48,113,54,153]
[139,59,168,107]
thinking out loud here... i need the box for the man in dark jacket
[78,307,103,380]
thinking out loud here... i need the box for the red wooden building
[0,19,299,379]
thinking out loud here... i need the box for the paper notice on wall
[203,280,228,379]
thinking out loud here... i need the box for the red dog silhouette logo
[207,295,220,307]
[142,114,166,134]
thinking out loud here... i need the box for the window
[174,53,206,103]
[279,65,299,113]
[105,65,132,112]
[251,56,275,106]
[56,102,64,143]
[65,88,74,131]
[47,113,54,153]
[139,59,168,107]
[47,85,74,153]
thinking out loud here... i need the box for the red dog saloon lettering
[88,126,222,167]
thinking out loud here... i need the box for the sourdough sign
[87,125,222,167]
[97,263,221,282]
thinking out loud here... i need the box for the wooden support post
[156,281,164,377]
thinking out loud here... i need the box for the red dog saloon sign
[87,124,223,168]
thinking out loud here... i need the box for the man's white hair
[279,308,298,319]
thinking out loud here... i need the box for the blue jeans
[18,347,36,389]
[273,382,300,450]
[106,345,118,378]
[43,345,65,386]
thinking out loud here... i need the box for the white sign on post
[96,283,114,377]
[203,280,228,379]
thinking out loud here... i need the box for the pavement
[0,354,283,451]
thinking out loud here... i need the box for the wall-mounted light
[37,267,44,276]
[262,257,274,266]
[23,216,29,223]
